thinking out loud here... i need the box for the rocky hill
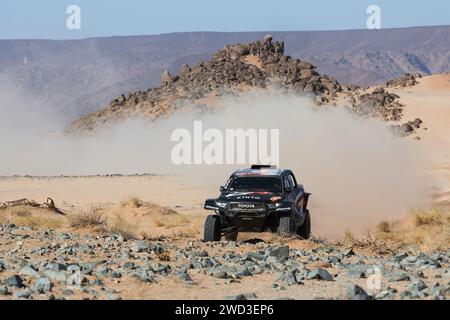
[67,36,417,133]
[1,26,449,122]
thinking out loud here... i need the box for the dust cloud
[0,90,433,236]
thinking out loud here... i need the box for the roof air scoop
[251,165,278,169]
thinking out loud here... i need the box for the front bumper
[225,202,267,218]
[204,199,291,217]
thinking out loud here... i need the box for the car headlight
[215,201,227,208]
[268,202,282,209]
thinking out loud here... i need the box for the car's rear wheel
[297,210,311,239]
[204,215,222,242]
[278,213,295,236]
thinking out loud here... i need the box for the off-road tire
[224,231,238,241]
[297,210,311,239]
[278,213,295,236]
[204,215,222,242]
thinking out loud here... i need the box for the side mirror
[220,186,226,192]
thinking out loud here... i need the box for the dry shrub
[140,232,167,241]
[266,232,292,244]
[121,196,143,208]
[156,251,171,262]
[121,197,177,215]
[141,202,177,215]
[9,206,31,217]
[170,226,200,239]
[377,221,391,233]
[107,213,138,240]
[153,213,190,229]
[69,207,107,228]
[343,230,362,247]
[413,209,443,226]
[16,215,64,229]
[341,208,449,253]
[0,205,64,229]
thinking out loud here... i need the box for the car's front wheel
[204,215,222,242]
[278,213,295,236]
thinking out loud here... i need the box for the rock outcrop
[66,36,412,134]
[66,36,343,133]
[384,73,422,88]
[347,87,404,122]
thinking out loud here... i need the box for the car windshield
[228,176,282,193]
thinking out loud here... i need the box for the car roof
[232,168,287,177]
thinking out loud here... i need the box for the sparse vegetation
[413,209,444,226]
[153,213,190,229]
[107,212,138,240]
[0,205,65,229]
[342,207,450,253]
[377,220,391,233]
[171,226,199,238]
[68,207,107,228]
[121,195,143,208]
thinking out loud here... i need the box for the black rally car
[203,165,311,241]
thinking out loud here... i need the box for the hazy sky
[1,0,449,39]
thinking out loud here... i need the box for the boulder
[179,64,191,80]
[161,69,173,85]
[298,61,315,69]
[269,245,290,260]
[263,34,273,43]
[305,268,333,281]
[7,275,24,288]
[346,284,374,300]
[300,69,313,80]
[32,277,52,294]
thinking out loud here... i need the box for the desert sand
[391,73,450,206]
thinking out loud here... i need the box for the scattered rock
[0,286,9,296]
[7,275,24,288]
[305,268,333,281]
[15,289,32,299]
[20,265,40,278]
[269,245,290,260]
[385,73,421,88]
[130,241,152,253]
[342,247,355,257]
[375,288,397,300]
[278,269,304,286]
[32,277,52,294]
[225,292,257,300]
[0,222,448,300]
[388,273,410,282]
[345,264,370,279]
[407,279,427,292]
[346,284,373,300]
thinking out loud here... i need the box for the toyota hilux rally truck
[203,165,311,241]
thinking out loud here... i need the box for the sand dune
[391,73,450,205]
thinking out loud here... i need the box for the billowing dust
[0,91,434,236]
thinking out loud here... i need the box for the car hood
[219,191,281,203]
